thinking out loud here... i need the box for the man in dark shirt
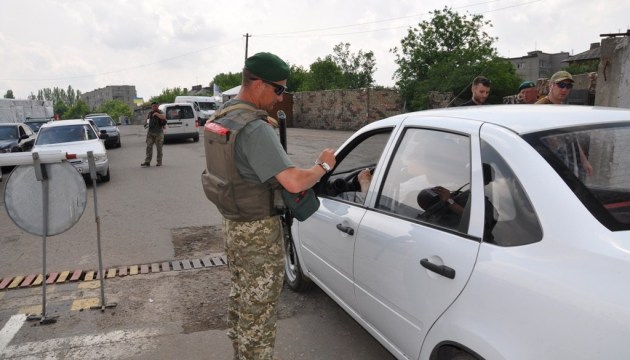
[460,76,491,106]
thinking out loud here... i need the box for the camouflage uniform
[224,216,285,360]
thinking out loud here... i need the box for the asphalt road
[0,124,396,359]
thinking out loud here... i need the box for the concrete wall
[292,88,402,130]
[0,99,54,123]
[595,36,630,108]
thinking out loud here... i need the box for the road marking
[2,327,163,359]
[0,314,26,354]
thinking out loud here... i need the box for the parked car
[283,105,630,360]
[84,113,121,148]
[0,122,37,178]
[23,117,54,133]
[159,103,199,142]
[33,119,110,182]
[0,122,36,153]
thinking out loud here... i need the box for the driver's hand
[358,169,372,193]
[434,186,451,202]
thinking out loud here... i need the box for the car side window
[377,128,471,232]
[480,140,542,246]
[321,130,392,204]
[19,125,26,137]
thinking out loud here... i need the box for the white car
[33,119,110,182]
[284,105,630,360]
[160,103,199,142]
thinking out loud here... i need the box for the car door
[297,128,394,310]
[353,120,484,359]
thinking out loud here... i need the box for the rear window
[165,105,195,120]
[525,122,630,231]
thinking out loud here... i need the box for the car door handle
[336,223,355,236]
[420,258,456,279]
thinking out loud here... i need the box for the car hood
[33,139,107,157]
[0,139,18,150]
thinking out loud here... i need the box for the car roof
[160,103,194,107]
[39,119,91,128]
[368,105,630,135]
[0,123,21,126]
[85,113,110,117]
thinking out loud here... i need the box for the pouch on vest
[281,188,320,222]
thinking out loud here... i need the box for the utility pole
[244,33,251,60]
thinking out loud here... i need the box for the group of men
[461,70,576,106]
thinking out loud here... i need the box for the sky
[1,0,628,101]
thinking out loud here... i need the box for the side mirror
[100,129,108,139]
[116,122,122,126]
[20,134,30,140]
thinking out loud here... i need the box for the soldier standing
[201,52,336,359]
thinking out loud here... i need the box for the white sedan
[33,119,110,182]
[284,105,630,360]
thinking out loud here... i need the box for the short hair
[473,76,491,87]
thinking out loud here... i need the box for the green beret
[244,52,290,81]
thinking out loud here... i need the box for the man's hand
[316,148,336,169]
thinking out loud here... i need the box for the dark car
[23,117,53,133]
[84,113,121,148]
[0,123,36,153]
[0,122,37,179]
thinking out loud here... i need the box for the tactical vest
[201,103,282,221]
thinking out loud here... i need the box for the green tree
[564,60,599,76]
[3,90,15,99]
[97,100,133,122]
[391,7,520,110]
[213,72,242,93]
[305,57,344,91]
[332,42,376,89]
[62,100,89,119]
[287,64,309,92]
[148,87,188,104]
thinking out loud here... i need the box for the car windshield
[0,126,18,140]
[36,124,98,145]
[526,122,630,231]
[91,117,114,127]
[198,102,218,111]
[26,122,46,132]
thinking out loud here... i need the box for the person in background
[141,101,166,167]
[460,76,491,106]
[202,52,336,359]
[518,81,539,104]
[535,71,574,104]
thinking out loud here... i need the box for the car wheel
[283,216,313,292]
[100,168,110,182]
[193,134,199,142]
[117,139,122,148]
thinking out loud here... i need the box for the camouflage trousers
[144,132,164,165]
[223,216,285,360]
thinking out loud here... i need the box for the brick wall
[292,88,402,130]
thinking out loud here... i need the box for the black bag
[282,188,320,222]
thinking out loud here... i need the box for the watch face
[322,162,331,171]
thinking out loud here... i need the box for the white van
[174,96,221,126]
[159,103,199,142]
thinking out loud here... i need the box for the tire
[116,138,122,148]
[100,168,110,182]
[193,134,199,142]
[283,216,314,292]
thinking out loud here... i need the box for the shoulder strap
[211,103,279,128]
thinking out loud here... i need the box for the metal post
[87,152,117,312]
[27,153,57,324]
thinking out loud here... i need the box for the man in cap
[518,81,539,104]
[202,52,336,359]
[535,70,574,104]
[460,76,491,106]
[141,101,166,167]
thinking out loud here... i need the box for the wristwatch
[315,160,331,172]
[446,198,455,206]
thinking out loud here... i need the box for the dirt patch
[171,225,225,258]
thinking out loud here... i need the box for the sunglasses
[556,82,573,89]
[250,77,287,95]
